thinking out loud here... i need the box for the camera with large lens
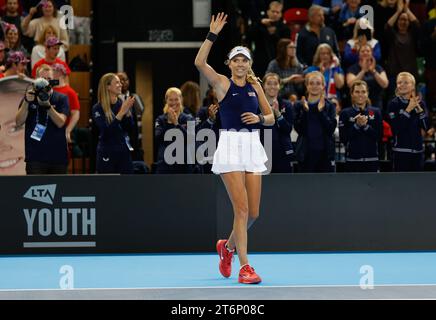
[26,78,60,108]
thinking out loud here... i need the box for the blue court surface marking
[1,252,436,291]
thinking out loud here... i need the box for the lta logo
[22,185,97,249]
[24,184,56,205]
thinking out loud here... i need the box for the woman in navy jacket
[339,80,382,172]
[262,72,294,173]
[387,72,429,172]
[294,71,337,173]
[92,73,135,174]
[154,87,196,174]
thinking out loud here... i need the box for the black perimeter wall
[2,173,436,255]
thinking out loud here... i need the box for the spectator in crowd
[333,95,345,162]
[309,1,343,35]
[346,44,389,110]
[195,87,220,174]
[305,43,345,102]
[339,80,382,172]
[30,24,65,69]
[0,0,23,39]
[261,72,294,173]
[265,38,304,101]
[296,5,340,67]
[21,0,69,51]
[343,18,382,69]
[294,71,337,173]
[374,0,399,42]
[15,64,70,174]
[201,85,218,107]
[181,80,203,173]
[387,72,429,172]
[423,10,436,111]
[384,0,420,99]
[117,71,145,163]
[31,36,70,78]
[92,73,135,174]
[374,0,400,61]
[247,1,290,76]
[0,50,28,78]
[52,63,79,144]
[338,0,363,40]
[2,22,28,56]
[181,81,201,118]
[154,87,195,174]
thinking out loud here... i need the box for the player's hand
[241,112,261,125]
[210,12,228,35]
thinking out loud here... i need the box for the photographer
[15,64,70,175]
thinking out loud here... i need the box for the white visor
[228,46,252,61]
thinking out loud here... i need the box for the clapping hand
[406,93,422,113]
[318,94,326,112]
[271,99,281,118]
[120,96,135,117]
[301,96,309,112]
[355,114,368,127]
[208,104,219,121]
[368,58,376,73]
[167,108,179,125]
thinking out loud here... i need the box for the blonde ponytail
[246,67,261,84]
[98,73,118,124]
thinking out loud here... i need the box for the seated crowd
[1,0,436,175]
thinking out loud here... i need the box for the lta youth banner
[0,76,33,175]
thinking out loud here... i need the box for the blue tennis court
[2,252,436,299]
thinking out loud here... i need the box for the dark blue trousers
[96,149,133,174]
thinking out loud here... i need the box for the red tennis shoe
[238,264,262,284]
[216,240,234,278]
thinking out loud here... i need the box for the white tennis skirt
[212,131,268,175]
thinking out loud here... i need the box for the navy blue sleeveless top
[218,79,260,131]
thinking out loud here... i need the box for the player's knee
[249,211,260,221]
[234,203,249,219]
